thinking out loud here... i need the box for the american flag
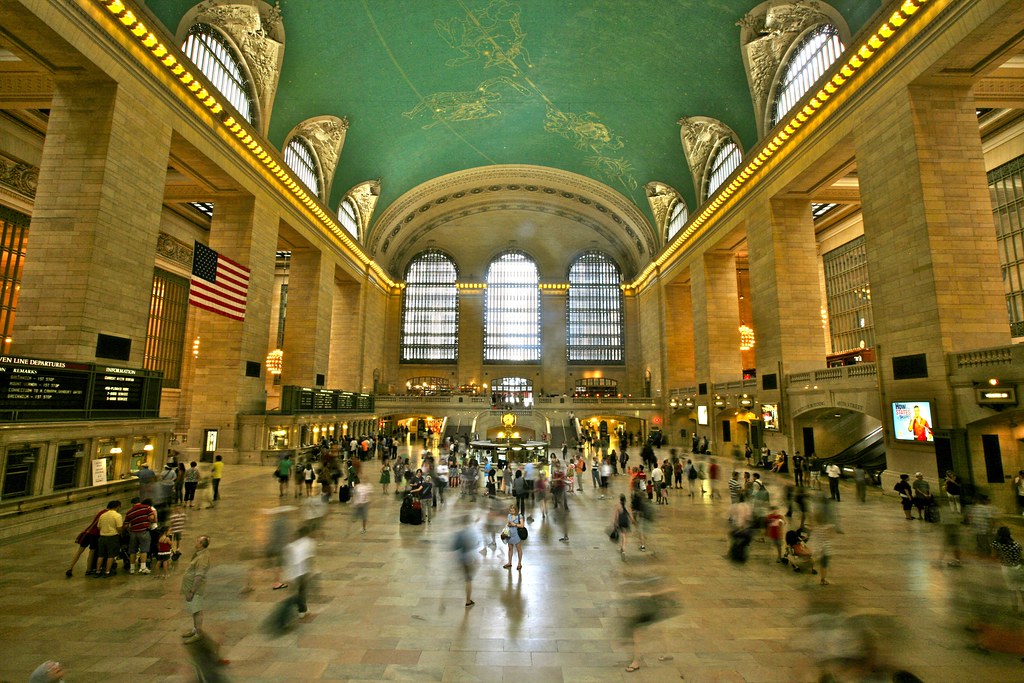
[189,241,250,321]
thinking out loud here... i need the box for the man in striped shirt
[728,472,742,503]
[125,497,156,574]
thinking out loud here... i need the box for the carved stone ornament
[677,116,736,192]
[0,154,38,199]
[738,1,831,135]
[346,179,381,237]
[644,182,680,235]
[292,116,348,197]
[194,2,285,125]
[157,232,195,270]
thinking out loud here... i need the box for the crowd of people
[49,430,1024,680]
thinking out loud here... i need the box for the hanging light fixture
[266,349,283,375]
[739,324,755,351]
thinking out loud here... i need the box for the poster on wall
[891,401,935,442]
[697,405,709,426]
[762,403,780,431]
[91,458,108,486]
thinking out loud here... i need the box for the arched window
[484,252,540,362]
[283,137,320,198]
[704,140,742,199]
[666,201,688,241]
[770,24,844,128]
[401,251,459,363]
[181,24,256,125]
[567,251,623,363]
[337,199,359,239]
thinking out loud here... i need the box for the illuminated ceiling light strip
[93,0,398,289]
[628,0,930,290]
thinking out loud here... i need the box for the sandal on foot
[465,600,475,607]
[625,664,641,672]
[272,583,288,590]
[502,564,512,569]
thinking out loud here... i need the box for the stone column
[857,83,1008,482]
[457,287,484,388]
[15,76,170,363]
[327,279,362,389]
[540,287,567,396]
[747,197,828,375]
[691,251,742,381]
[179,195,278,461]
[280,246,334,387]
[690,251,743,451]
[664,280,696,388]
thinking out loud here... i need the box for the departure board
[0,356,161,421]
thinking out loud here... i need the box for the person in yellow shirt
[94,500,123,578]
[211,455,224,503]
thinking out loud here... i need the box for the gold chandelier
[739,324,755,351]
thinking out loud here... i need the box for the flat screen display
[762,403,779,431]
[697,405,708,426]
[892,401,934,442]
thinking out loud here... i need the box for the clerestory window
[484,252,540,363]
[567,251,623,363]
[401,251,459,362]
[182,24,256,126]
[770,24,844,128]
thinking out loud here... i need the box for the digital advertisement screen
[892,401,934,442]
[762,403,779,431]
[697,405,708,426]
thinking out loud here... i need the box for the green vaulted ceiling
[149,0,879,231]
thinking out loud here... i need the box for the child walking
[156,527,173,578]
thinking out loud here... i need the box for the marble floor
[2,457,1023,682]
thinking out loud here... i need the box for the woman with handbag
[612,494,635,558]
[502,504,526,570]
[65,506,107,577]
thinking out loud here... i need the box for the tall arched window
[666,201,688,241]
[567,251,624,363]
[337,199,359,239]
[401,251,459,362]
[181,24,256,125]
[705,140,742,199]
[770,24,844,128]
[484,252,540,362]
[283,137,321,198]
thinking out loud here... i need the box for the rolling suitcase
[338,485,351,503]
[400,494,423,525]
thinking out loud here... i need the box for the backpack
[687,465,698,481]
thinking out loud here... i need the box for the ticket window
[2,446,38,499]
[53,444,85,491]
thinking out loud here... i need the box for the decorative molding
[644,182,682,238]
[345,179,380,238]
[677,117,739,196]
[385,201,641,277]
[370,166,655,264]
[193,2,285,134]
[0,154,38,200]
[738,1,846,137]
[156,232,194,270]
[289,116,348,199]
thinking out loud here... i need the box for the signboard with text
[0,356,161,421]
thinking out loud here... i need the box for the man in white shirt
[826,462,842,501]
[651,464,665,504]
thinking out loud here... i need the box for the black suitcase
[339,485,351,503]
[400,495,423,525]
[924,501,940,523]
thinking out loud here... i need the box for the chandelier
[265,348,283,375]
[739,324,755,351]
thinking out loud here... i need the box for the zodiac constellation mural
[404,0,638,192]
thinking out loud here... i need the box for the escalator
[821,427,886,472]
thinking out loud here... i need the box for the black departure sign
[0,356,161,421]
[280,386,373,414]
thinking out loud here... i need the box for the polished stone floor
[2,451,1024,682]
